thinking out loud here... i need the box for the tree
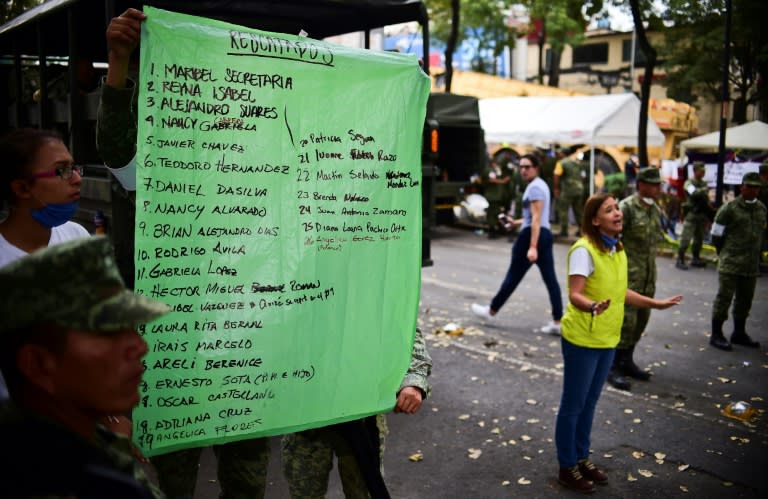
[523,0,603,87]
[1,0,41,24]
[427,0,516,83]
[661,0,768,124]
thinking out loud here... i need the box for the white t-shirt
[0,221,89,400]
[0,221,90,268]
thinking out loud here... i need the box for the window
[572,43,608,65]
[622,39,646,65]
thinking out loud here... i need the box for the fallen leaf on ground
[491,427,501,434]
[633,418,642,424]
[680,485,689,492]
[526,418,540,424]
[467,448,482,459]
[678,464,690,472]
[632,451,644,459]
[520,435,532,441]
[638,469,654,478]
[517,477,531,485]
[716,377,733,384]
[603,453,613,458]
[627,473,638,482]
[654,452,666,460]
[526,399,537,405]
[501,480,510,486]
[624,409,634,414]
[458,414,470,420]
[477,421,486,428]
[722,481,733,487]
[408,452,423,462]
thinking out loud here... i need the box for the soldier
[97,9,271,497]
[0,236,169,498]
[281,327,432,498]
[759,161,768,258]
[607,168,663,391]
[708,172,766,351]
[676,162,713,269]
[553,153,585,238]
[481,159,512,239]
[603,170,627,200]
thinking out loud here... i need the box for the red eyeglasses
[31,164,84,181]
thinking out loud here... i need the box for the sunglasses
[31,164,84,181]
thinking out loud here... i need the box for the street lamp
[597,71,620,94]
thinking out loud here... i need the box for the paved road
[189,226,767,498]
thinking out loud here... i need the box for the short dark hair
[519,153,539,168]
[580,192,624,253]
[0,128,64,206]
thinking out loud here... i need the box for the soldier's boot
[675,250,689,270]
[606,350,631,390]
[709,319,732,351]
[690,253,706,267]
[618,346,651,381]
[730,319,760,348]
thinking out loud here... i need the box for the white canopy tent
[679,120,768,154]
[478,93,665,194]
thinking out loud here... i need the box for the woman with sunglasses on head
[472,153,564,333]
[0,128,89,269]
[0,128,89,401]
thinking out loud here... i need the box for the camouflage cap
[692,161,706,171]
[742,172,762,187]
[637,167,662,184]
[0,236,170,334]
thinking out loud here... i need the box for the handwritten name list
[133,7,430,456]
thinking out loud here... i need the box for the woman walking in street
[471,153,564,333]
[555,192,682,492]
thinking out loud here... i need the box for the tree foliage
[426,0,516,75]
[1,0,41,24]
[661,0,768,123]
[523,0,603,87]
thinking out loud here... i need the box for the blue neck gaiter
[31,201,78,228]
[600,233,619,249]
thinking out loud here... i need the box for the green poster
[133,7,429,456]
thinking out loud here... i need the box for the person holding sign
[555,193,682,493]
[281,327,432,498]
[471,153,564,334]
[0,236,169,498]
[97,8,272,498]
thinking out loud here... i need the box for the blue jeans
[490,227,563,320]
[555,338,614,468]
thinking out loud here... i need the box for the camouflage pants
[678,213,708,257]
[712,273,757,322]
[281,415,389,499]
[619,280,655,349]
[556,190,583,233]
[151,437,269,499]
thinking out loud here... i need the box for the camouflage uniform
[0,403,164,498]
[281,328,432,499]
[603,171,627,199]
[677,171,711,267]
[0,237,169,498]
[97,80,271,499]
[554,159,584,236]
[710,180,766,346]
[618,193,662,350]
[481,163,512,236]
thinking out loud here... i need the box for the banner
[133,7,429,456]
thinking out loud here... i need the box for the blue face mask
[600,233,619,249]
[30,201,78,228]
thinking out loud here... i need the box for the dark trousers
[555,338,615,468]
[490,227,563,320]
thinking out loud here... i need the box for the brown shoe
[578,459,608,485]
[558,465,596,493]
